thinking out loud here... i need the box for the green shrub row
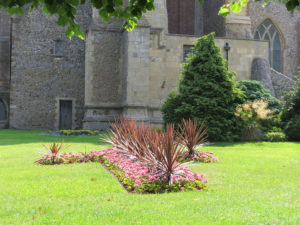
[59,130,100,136]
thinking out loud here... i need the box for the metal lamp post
[224,42,231,70]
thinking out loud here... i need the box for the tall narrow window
[183,45,194,62]
[0,99,6,121]
[254,20,282,72]
[53,40,64,57]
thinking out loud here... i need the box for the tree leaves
[0,0,299,39]
[218,0,299,16]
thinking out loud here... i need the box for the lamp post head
[224,42,231,51]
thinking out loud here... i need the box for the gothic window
[254,20,282,72]
[0,99,6,121]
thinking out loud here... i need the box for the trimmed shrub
[284,115,300,141]
[281,74,300,127]
[236,80,281,113]
[161,33,244,141]
[263,132,287,142]
[59,130,100,136]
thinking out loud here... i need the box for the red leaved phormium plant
[178,118,208,157]
[41,140,65,163]
[144,124,186,185]
[104,116,151,158]
[105,117,186,185]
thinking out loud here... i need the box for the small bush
[236,80,282,113]
[281,74,300,127]
[284,115,300,141]
[59,130,100,136]
[263,132,287,142]
[235,100,275,141]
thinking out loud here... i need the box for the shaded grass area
[0,130,299,224]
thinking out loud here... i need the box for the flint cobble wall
[9,5,92,129]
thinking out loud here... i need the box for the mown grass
[0,129,299,225]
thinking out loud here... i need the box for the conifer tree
[161,33,244,141]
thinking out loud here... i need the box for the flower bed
[184,151,218,163]
[36,149,208,193]
[94,149,208,193]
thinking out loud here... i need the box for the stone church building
[0,1,299,130]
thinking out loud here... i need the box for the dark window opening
[183,45,194,62]
[53,40,64,57]
[0,99,6,121]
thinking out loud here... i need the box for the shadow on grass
[0,129,109,146]
[206,142,268,147]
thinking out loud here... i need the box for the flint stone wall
[270,68,296,99]
[9,5,92,129]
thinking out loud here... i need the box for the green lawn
[0,130,299,225]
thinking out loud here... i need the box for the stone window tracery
[254,20,282,72]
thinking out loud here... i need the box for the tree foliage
[161,33,245,141]
[281,74,300,125]
[1,0,299,39]
[219,0,299,17]
[1,0,155,39]
[236,80,282,113]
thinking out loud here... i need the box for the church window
[0,99,6,121]
[254,20,282,72]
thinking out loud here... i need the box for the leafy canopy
[1,0,155,39]
[219,0,299,17]
[1,0,299,39]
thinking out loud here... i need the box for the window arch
[254,20,283,72]
[0,99,7,121]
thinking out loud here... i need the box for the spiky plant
[144,125,185,185]
[104,116,151,158]
[178,119,208,157]
[41,140,65,163]
[105,117,186,185]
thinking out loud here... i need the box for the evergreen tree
[161,33,244,141]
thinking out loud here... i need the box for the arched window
[254,20,282,72]
[0,99,7,121]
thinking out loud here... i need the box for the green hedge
[59,130,100,136]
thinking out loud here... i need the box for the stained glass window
[254,20,282,72]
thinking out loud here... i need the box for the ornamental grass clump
[235,99,275,141]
